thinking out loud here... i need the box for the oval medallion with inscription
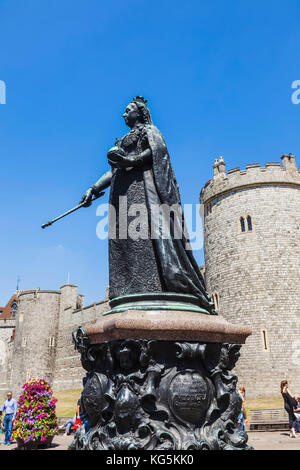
[168,371,208,425]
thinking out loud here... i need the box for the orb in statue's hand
[107,146,127,167]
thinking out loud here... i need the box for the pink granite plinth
[84,310,252,345]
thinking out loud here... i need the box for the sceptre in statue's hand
[41,169,114,229]
[41,191,105,229]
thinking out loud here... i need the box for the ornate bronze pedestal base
[70,310,252,451]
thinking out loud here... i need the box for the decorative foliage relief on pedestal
[69,329,252,451]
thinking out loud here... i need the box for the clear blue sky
[0,0,300,306]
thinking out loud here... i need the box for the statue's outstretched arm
[91,170,112,193]
[80,170,112,206]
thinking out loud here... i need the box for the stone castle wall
[200,155,300,398]
[53,285,109,392]
[10,290,61,395]
[0,287,109,397]
[0,319,15,395]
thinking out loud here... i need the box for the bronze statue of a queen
[81,96,215,315]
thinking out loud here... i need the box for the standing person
[0,391,17,446]
[237,386,248,431]
[281,380,297,438]
[0,414,3,434]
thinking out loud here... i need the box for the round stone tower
[10,289,61,395]
[200,154,300,398]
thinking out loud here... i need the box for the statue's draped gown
[108,123,214,314]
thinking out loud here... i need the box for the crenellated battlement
[200,154,300,204]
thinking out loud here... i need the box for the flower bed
[13,378,58,449]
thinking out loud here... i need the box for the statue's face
[123,102,139,128]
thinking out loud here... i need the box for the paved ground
[248,431,300,450]
[0,431,299,450]
[0,433,73,450]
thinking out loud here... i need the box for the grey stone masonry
[53,284,108,392]
[0,319,15,395]
[10,289,61,396]
[0,286,109,398]
[200,154,300,398]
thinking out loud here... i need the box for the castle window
[76,296,84,310]
[215,293,219,309]
[211,292,220,310]
[240,216,254,233]
[262,330,268,351]
[240,217,246,233]
[11,302,18,318]
[205,202,212,216]
[49,336,55,348]
[22,337,27,348]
